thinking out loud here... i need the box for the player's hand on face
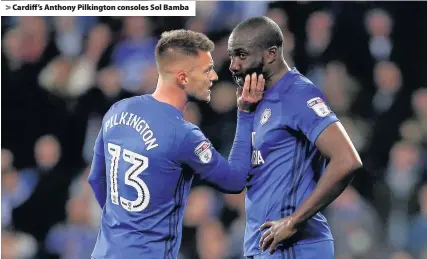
[258,216,297,254]
[237,73,265,112]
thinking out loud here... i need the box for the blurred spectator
[265,8,289,32]
[18,17,49,64]
[112,17,157,93]
[184,102,202,126]
[38,56,75,97]
[68,166,101,228]
[34,134,61,171]
[183,186,221,227]
[237,2,271,24]
[327,186,384,259]
[12,134,78,243]
[2,167,38,228]
[194,1,217,26]
[409,88,427,178]
[364,8,393,61]
[372,61,402,117]
[97,66,123,100]
[322,61,360,115]
[209,82,237,114]
[38,21,113,99]
[2,27,24,71]
[56,23,113,99]
[381,141,423,250]
[196,220,228,259]
[186,17,210,35]
[83,23,112,69]
[223,192,246,259]
[2,148,14,172]
[399,119,424,145]
[303,10,336,89]
[306,10,334,58]
[411,88,427,135]
[201,82,239,156]
[139,64,159,94]
[180,186,223,259]
[390,251,415,259]
[210,35,233,80]
[407,184,427,258]
[4,134,63,216]
[53,17,83,59]
[45,197,98,259]
[1,230,38,259]
[203,2,270,33]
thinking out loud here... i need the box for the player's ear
[177,71,188,85]
[265,46,278,64]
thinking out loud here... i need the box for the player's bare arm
[259,121,363,253]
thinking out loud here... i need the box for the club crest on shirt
[194,140,212,163]
[260,108,272,125]
[307,97,331,117]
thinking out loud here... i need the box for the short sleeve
[284,84,339,144]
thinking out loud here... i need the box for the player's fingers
[269,240,278,254]
[259,221,273,231]
[242,74,250,99]
[248,74,263,102]
[250,73,257,95]
[259,229,271,247]
[261,234,274,252]
[256,74,264,93]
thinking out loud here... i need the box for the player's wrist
[238,108,252,113]
[288,214,303,230]
[237,104,257,113]
[237,110,255,118]
[237,98,258,113]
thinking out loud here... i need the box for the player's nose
[229,59,240,73]
[211,70,219,81]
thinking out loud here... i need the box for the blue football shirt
[244,68,338,256]
[88,94,253,259]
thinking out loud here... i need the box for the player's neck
[152,79,187,113]
[265,61,291,90]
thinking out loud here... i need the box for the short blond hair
[155,29,214,66]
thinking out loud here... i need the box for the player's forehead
[228,31,258,53]
[197,50,213,66]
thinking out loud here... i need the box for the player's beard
[187,83,211,103]
[232,59,265,88]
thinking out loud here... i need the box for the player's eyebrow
[205,63,214,72]
[228,47,249,55]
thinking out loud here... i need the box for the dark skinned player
[228,16,363,259]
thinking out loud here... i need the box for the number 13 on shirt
[107,143,150,212]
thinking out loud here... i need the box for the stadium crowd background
[2,1,427,259]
